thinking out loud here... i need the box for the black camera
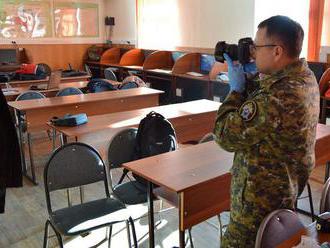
[214,37,253,65]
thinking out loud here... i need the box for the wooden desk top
[123,123,330,193]
[124,141,233,192]
[2,81,88,100]
[8,75,90,86]
[315,123,330,166]
[146,68,173,75]
[48,99,220,138]
[174,73,210,81]
[277,222,330,247]
[8,87,163,111]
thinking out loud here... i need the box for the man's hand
[224,53,246,93]
[243,62,257,74]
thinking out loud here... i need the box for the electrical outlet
[176,88,182,97]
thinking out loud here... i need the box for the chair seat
[113,181,148,205]
[50,197,129,236]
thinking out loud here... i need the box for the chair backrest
[255,209,305,248]
[199,132,216,144]
[108,128,138,170]
[84,64,92,76]
[319,67,330,96]
[16,91,46,101]
[44,143,110,212]
[87,78,117,93]
[122,75,147,88]
[37,63,52,76]
[320,177,330,213]
[104,68,118,81]
[56,87,83,97]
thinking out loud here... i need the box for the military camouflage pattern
[214,59,320,248]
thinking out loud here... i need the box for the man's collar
[258,58,306,89]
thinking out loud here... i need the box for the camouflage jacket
[214,59,320,202]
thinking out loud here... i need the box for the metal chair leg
[129,217,138,248]
[27,132,37,185]
[187,228,194,248]
[107,225,113,248]
[126,220,132,248]
[217,214,223,241]
[49,222,64,248]
[43,220,50,248]
[307,182,315,222]
[52,129,57,150]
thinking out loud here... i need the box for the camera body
[214,37,253,65]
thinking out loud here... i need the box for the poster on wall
[0,0,52,39]
[54,1,99,38]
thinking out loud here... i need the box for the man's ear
[273,45,283,61]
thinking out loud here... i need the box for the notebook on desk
[29,71,61,90]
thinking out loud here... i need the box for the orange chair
[319,68,330,123]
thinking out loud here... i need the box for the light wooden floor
[0,132,326,248]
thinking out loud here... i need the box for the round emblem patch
[239,100,257,122]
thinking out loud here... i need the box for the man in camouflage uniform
[214,16,320,247]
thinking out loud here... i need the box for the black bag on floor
[133,111,177,185]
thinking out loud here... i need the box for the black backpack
[133,111,177,185]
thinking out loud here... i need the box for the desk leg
[147,181,155,248]
[17,113,26,175]
[17,112,37,185]
[325,162,330,183]
[178,193,185,248]
[321,98,327,124]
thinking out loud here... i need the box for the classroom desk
[48,100,220,153]
[123,141,232,248]
[3,75,91,88]
[2,81,89,101]
[8,87,163,184]
[277,222,330,247]
[123,124,330,248]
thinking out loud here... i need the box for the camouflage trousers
[221,168,296,248]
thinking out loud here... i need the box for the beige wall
[104,0,255,48]
[104,0,137,45]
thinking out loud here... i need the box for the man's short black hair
[258,15,304,58]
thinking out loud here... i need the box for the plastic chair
[87,78,117,93]
[119,81,139,90]
[255,209,305,248]
[37,63,52,76]
[104,68,118,81]
[320,177,330,213]
[55,87,83,97]
[122,76,147,88]
[16,90,45,101]
[43,142,137,248]
[319,68,330,96]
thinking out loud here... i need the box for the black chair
[320,177,330,213]
[55,87,83,97]
[87,78,117,93]
[255,209,305,248]
[43,142,137,248]
[104,68,118,81]
[108,128,194,246]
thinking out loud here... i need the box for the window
[321,0,330,46]
[254,0,310,57]
[137,0,180,50]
